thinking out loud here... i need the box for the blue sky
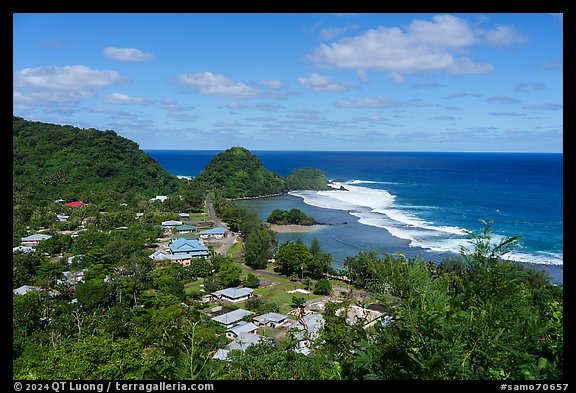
[13,13,563,152]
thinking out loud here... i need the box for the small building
[169,238,209,258]
[175,224,198,233]
[211,309,253,328]
[213,333,273,361]
[149,250,170,260]
[199,227,226,240]
[178,213,190,219]
[225,321,259,339]
[13,246,35,253]
[253,312,289,328]
[56,214,69,222]
[58,270,85,286]
[21,233,52,247]
[13,285,41,296]
[64,201,86,207]
[161,220,183,228]
[149,196,168,203]
[135,212,144,219]
[211,287,254,303]
[290,313,325,356]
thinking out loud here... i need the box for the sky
[13,13,563,152]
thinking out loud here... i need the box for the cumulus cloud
[174,72,260,99]
[13,65,124,110]
[104,93,152,105]
[103,46,155,62]
[308,14,524,76]
[297,73,356,92]
[429,115,456,121]
[259,79,284,89]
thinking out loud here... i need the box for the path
[206,195,237,255]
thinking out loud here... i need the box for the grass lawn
[226,239,244,259]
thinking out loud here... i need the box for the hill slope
[13,116,179,205]
[196,147,284,198]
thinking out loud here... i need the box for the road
[205,195,237,255]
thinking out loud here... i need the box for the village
[13,196,395,362]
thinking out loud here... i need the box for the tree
[75,279,110,310]
[244,227,275,269]
[313,278,332,295]
[309,236,321,255]
[275,241,311,277]
[243,273,260,288]
[202,276,219,293]
[217,262,242,288]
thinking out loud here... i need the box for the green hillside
[13,116,179,206]
[196,146,285,198]
[284,167,328,191]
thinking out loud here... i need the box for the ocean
[145,150,563,285]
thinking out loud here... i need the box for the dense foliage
[267,208,317,225]
[196,147,284,198]
[284,167,328,191]
[13,116,180,206]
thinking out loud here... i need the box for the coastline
[269,223,325,233]
[228,192,286,201]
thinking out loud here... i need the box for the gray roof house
[13,246,35,253]
[13,285,41,296]
[211,287,254,303]
[211,309,253,328]
[213,333,274,361]
[225,321,259,339]
[21,233,52,247]
[253,312,289,328]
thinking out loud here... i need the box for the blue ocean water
[146,150,563,285]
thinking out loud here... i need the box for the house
[149,250,170,260]
[56,214,69,222]
[161,220,183,228]
[169,238,209,258]
[175,224,198,233]
[21,233,52,247]
[211,309,253,328]
[178,213,190,219]
[13,285,41,296]
[199,227,226,240]
[253,312,289,328]
[213,332,271,361]
[65,201,86,207]
[290,313,325,356]
[149,195,168,203]
[135,212,144,219]
[13,246,34,253]
[211,287,254,303]
[58,270,85,286]
[225,321,259,339]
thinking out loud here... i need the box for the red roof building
[64,201,86,207]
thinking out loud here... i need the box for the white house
[161,220,183,228]
[225,321,259,339]
[211,309,253,328]
[178,212,190,219]
[149,196,168,203]
[56,214,69,222]
[21,233,52,247]
[13,246,34,253]
[211,287,254,303]
[199,227,226,240]
[13,285,41,296]
[253,312,289,328]
[213,333,272,361]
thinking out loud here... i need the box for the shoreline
[228,192,286,201]
[269,224,325,233]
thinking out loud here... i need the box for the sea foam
[290,181,563,266]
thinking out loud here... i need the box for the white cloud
[335,97,433,108]
[523,104,563,111]
[175,72,260,99]
[259,79,284,89]
[104,93,152,105]
[388,72,405,84]
[103,46,155,62]
[297,73,356,92]
[357,69,369,83]
[485,96,521,104]
[308,14,524,76]
[13,65,124,109]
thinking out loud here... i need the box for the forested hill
[196,147,328,198]
[13,116,179,205]
[196,147,285,198]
